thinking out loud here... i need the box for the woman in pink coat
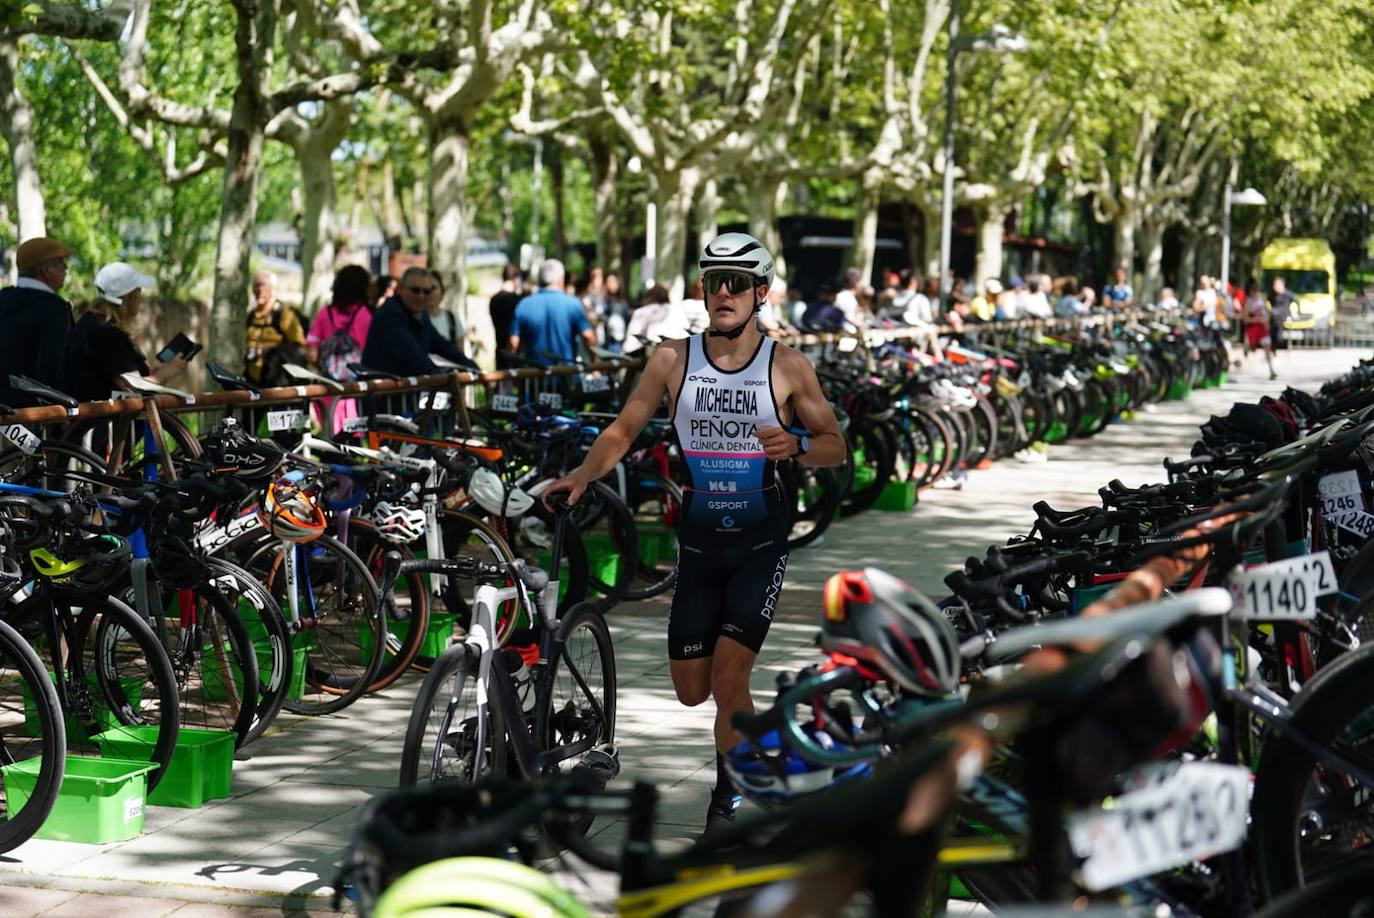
[307,265,373,433]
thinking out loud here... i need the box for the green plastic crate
[873,479,917,512]
[21,673,144,742]
[360,611,457,663]
[3,755,155,843]
[1071,584,1113,615]
[1167,379,1193,401]
[581,533,621,585]
[287,646,309,701]
[93,726,234,808]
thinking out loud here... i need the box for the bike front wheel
[398,643,506,787]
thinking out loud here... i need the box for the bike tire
[619,464,681,600]
[398,642,507,787]
[0,617,66,854]
[203,557,292,745]
[71,592,181,790]
[348,517,430,691]
[1250,640,1374,898]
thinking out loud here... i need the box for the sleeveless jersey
[672,334,784,534]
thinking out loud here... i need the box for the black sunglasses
[407,285,439,295]
[702,271,758,296]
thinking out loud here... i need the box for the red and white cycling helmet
[819,567,960,698]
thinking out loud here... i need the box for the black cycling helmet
[819,567,960,698]
[201,417,285,481]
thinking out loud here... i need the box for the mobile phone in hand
[156,333,201,363]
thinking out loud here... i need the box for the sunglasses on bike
[702,271,760,296]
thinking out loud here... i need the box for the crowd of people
[0,230,1302,421]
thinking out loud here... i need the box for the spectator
[307,264,373,432]
[1007,276,1029,318]
[1079,286,1097,311]
[856,284,877,327]
[786,287,808,328]
[970,278,1000,322]
[361,266,478,376]
[509,258,597,367]
[623,283,689,353]
[428,273,467,351]
[1192,276,1220,327]
[1158,286,1180,311]
[1022,276,1052,319]
[835,266,863,326]
[905,276,938,325]
[1104,266,1134,309]
[372,274,398,311]
[0,237,75,407]
[802,283,846,331]
[883,270,917,322]
[244,271,307,387]
[603,272,629,349]
[1242,278,1276,379]
[1268,276,1294,354]
[67,262,187,404]
[1054,276,1085,318]
[876,269,901,315]
[489,264,522,369]
[995,278,1018,320]
[760,277,796,337]
[681,277,709,334]
[948,277,971,314]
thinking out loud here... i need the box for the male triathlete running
[544,233,845,831]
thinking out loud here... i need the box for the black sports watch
[794,433,811,458]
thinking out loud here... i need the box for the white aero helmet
[468,467,536,518]
[699,232,775,291]
[370,501,427,544]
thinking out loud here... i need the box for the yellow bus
[1259,237,1337,344]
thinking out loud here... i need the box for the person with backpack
[244,271,308,387]
[307,264,373,433]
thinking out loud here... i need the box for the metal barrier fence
[0,310,1168,444]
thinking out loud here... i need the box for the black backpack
[250,305,308,387]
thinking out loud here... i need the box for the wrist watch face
[799,434,810,454]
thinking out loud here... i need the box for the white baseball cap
[95,262,155,305]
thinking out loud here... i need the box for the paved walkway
[0,345,1362,917]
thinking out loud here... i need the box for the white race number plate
[1230,550,1336,621]
[491,393,519,413]
[1068,762,1250,891]
[537,391,563,409]
[267,409,306,432]
[1,423,40,455]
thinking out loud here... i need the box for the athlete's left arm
[757,348,845,467]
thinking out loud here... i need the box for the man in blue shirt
[360,267,478,375]
[1103,266,1134,309]
[509,259,596,367]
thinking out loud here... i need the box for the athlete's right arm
[541,343,681,506]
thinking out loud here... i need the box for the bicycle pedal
[572,744,620,786]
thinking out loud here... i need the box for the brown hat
[15,237,75,271]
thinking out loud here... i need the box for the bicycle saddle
[207,360,261,395]
[118,372,195,399]
[283,362,345,391]
[8,375,77,409]
[347,362,401,382]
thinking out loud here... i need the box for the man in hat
[0,237,76,408]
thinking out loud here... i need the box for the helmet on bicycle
[368,501,427,544]
[468,467,535,518]
[371,857,591,918]
[202,418,285,481]
[819,567,960,698]
[257,480,327,543]
[724,724,872,808]
[29,533,131,592]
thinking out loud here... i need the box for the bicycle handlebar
[377,551,550,602]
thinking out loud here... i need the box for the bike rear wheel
[399,643,506,787]
[0,618,65,854]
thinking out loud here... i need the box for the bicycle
[388,493,616,795]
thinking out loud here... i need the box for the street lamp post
[1219,184,1267,298]
[937,3,1029,297]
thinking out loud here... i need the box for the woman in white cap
[66,262,188,403]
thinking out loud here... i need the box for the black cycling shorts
[668,524,789,661]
